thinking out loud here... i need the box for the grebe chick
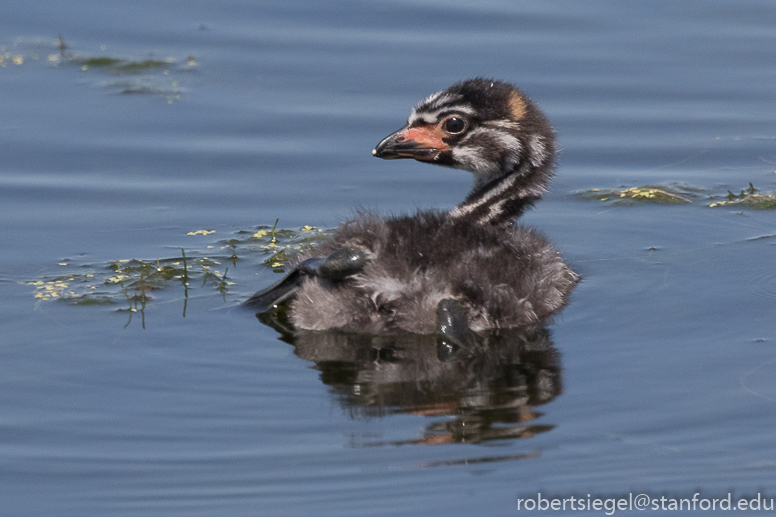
[246,79,577,343]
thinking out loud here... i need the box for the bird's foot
[316,246,368,280]
[435,298,474,361]
[245,246,368,313]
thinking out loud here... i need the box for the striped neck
[448,161,549,225]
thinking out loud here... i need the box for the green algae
[577,184,699,205]
[708,183,776,209]
[23,223,329,321]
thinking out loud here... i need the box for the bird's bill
[372,125,449,161]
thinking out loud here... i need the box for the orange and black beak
[372,124,450,162]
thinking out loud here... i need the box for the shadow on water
[258,307,562,455]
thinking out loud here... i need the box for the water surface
[1,1,775,515]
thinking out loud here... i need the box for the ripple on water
[747,261,776,302]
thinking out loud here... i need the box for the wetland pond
[1,1,775,515]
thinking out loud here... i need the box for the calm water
[2,1,775,515]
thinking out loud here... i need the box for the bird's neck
[448,161,551,225]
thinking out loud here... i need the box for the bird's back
[289,211,577,333]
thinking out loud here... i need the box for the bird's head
[373,78,555,188]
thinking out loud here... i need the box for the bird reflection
[258,307,562,447]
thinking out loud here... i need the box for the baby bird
[246,79,577,344]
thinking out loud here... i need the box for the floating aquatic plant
[578,182,776,209]
[1,35,197,102]
[26,253,230,306]
[79,56,124,68]
[247,219,327,268]
[24,223,328,318]
[708,183,776,209]
[577,184,699,205]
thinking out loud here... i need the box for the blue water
[2,1,775,515]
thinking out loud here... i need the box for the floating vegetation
[577,184,699,205]
[708,183,776,209]
[246,219,327,269]
[113,59,169,73]
[80,56,123,68]
[75,56,172,75]
[23,223,329,326]
[1,35,197,102]
[579,182,776,209]
[27,253,231,306]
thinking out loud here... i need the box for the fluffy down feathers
[289,211,577,334]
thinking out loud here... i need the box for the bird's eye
[443,117,466,134]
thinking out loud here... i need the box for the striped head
[372,79,556,224]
